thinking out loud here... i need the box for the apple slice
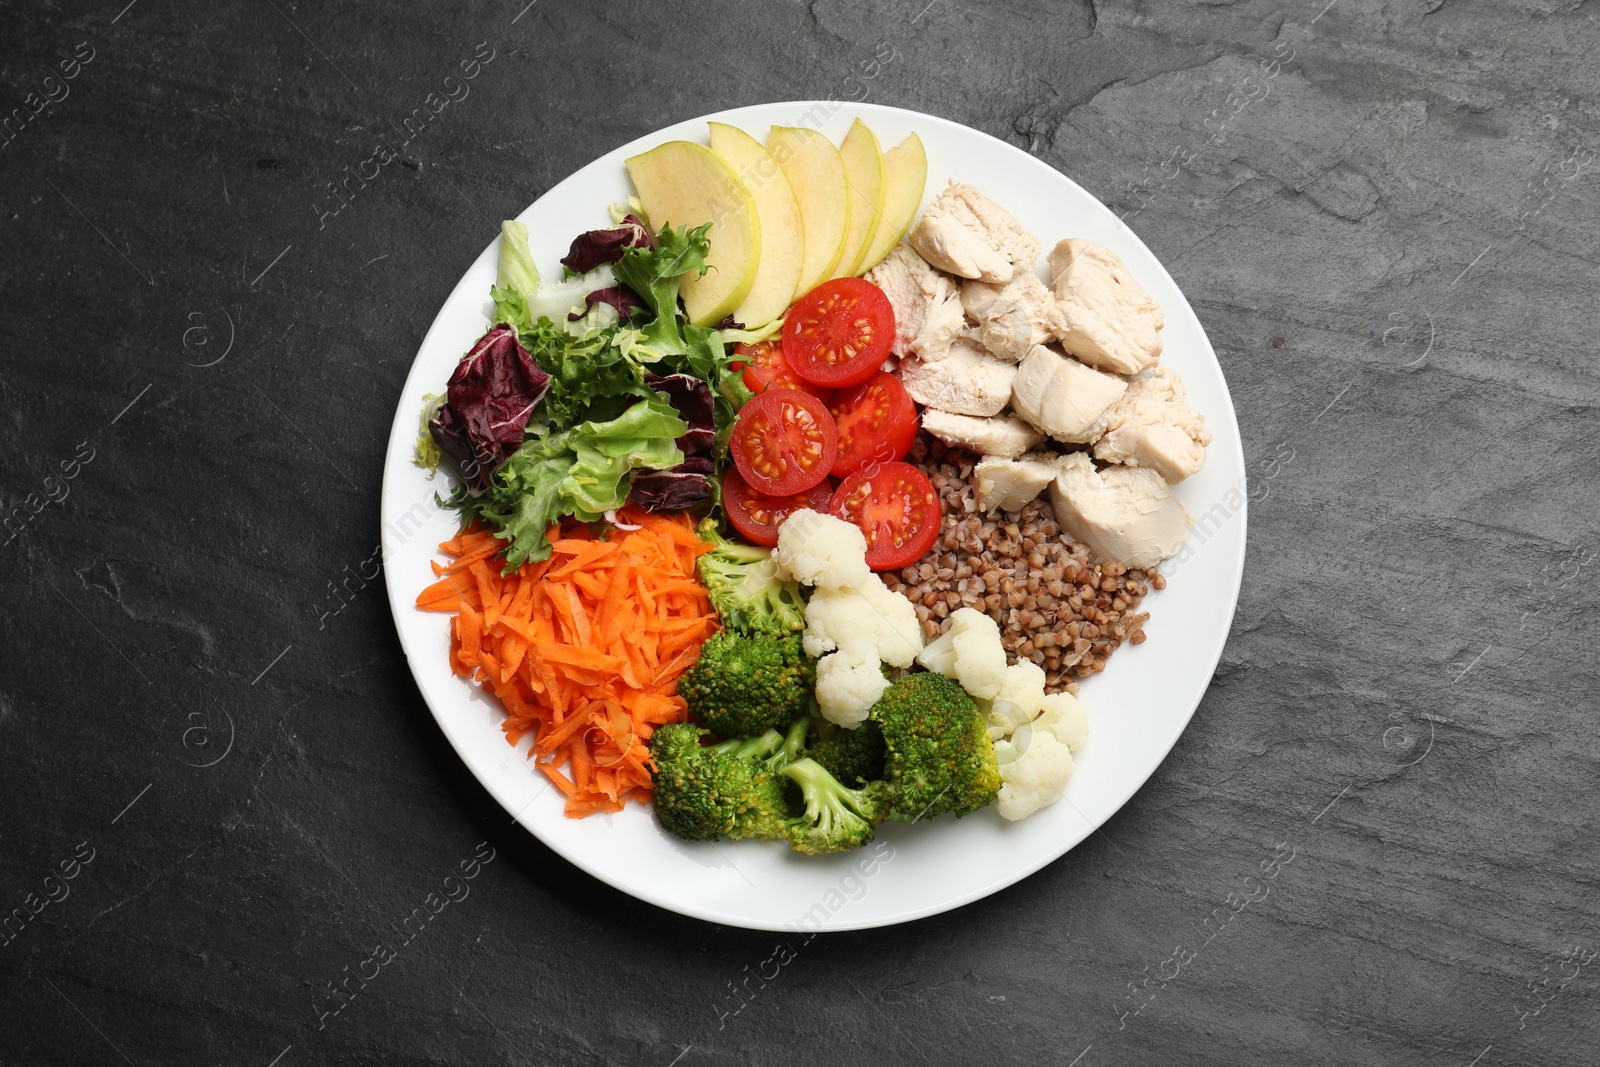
[767,126,849,295]
[708,122,804,330]
[855,132,928,275]
[624,140,760,326]
[832,119,886,278]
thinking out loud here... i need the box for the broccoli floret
[677,630,815,738]
[695,518,807,635]
[871,672,1002,822]
[780,757,891,854]
[648,723,788,842]
[807,716,887,786]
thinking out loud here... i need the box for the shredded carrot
[416,506,717,817]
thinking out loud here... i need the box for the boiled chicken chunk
[959,272,1065,363]
[899,338,1017,417]
[909,183,1040,283]
[1048,452,1192,569]
[1046,239,1163,375]
[864,243,964,361]
[975,454,1059,513]
[1010,344,1127,444]
[959,277,1003,320]
[921,410,1044,459]
[1093,367,1211,484]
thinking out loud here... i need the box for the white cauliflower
[780,508,923,728]
[916,607,1007,700]
[801,576,922,667]
[771,510,870,590]
[993,726,1076,821]
[813,638,889,728]
[1035,691,1090,752]
[985,660,1046,735]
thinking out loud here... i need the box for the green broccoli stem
[696,518,767,563]
[711,729,784,761]
[781,716,810,764]
[720,540,771,565]
[783,758,869,829]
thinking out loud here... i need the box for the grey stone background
[1,0,1596,1063]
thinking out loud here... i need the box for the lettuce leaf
[610,224,753,436]
[612,222,711,357]
[497,220,540,296]
[413,392,445,472]
[490,281,650,426]
[468,392,688,569]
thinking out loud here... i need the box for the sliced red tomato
[723,469,834,547]
[828,461,941,571]
[729,388,838,496]
[781,277,895,388]
[732,341,833,403]
[827,371,918,480]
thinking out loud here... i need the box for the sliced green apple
[832,119,886,278]
[766,126,849,295]
[624,140,760,326]
[855,132,927,275]
[708,122,804,329]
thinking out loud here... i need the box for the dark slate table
[3,1,1597,1064]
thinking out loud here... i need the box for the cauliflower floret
[993,727,1076,820]
[984,660,1047,735]
[801,576,923,667]
[916,606,991,674]
[813,638,889,728]
[1035,691,1089,752]
[771,510,870,590]
[860,576,923,667]
[916,607,1007,700]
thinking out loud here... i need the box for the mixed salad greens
[420,215,766,568]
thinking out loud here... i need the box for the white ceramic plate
[381,102,1246,932]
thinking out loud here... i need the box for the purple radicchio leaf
[570,285,647,321]
[559,214,653,275]
[674,454,716,476]
[644,374,714,438]
[630,471,712,512]
[629,372,717,512]
[678,427,716,458]
[428,323,550,494]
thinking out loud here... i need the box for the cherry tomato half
[729,388,838,496]
[732,341,834,404]
[828,461,941,571]
[723,468,835,547]
[781,277,895,389]
[827,371,918,480]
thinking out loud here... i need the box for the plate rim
[380,100,1247,932]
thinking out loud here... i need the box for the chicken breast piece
[899,338,1017,417]
[921,410,1044,459]
[959,278,1004,321]
[959,272,1067,363]
[1048,452,1192,569]
[1093,367,1212,484]
[909,183,1040,284]
[1046,239,1163,375]
[975,454,1059,513]
[1010,344,1127,444]
[864,243,964,362]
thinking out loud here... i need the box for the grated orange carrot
[416,507,717,818]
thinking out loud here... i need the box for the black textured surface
[3,1,1598,1064]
